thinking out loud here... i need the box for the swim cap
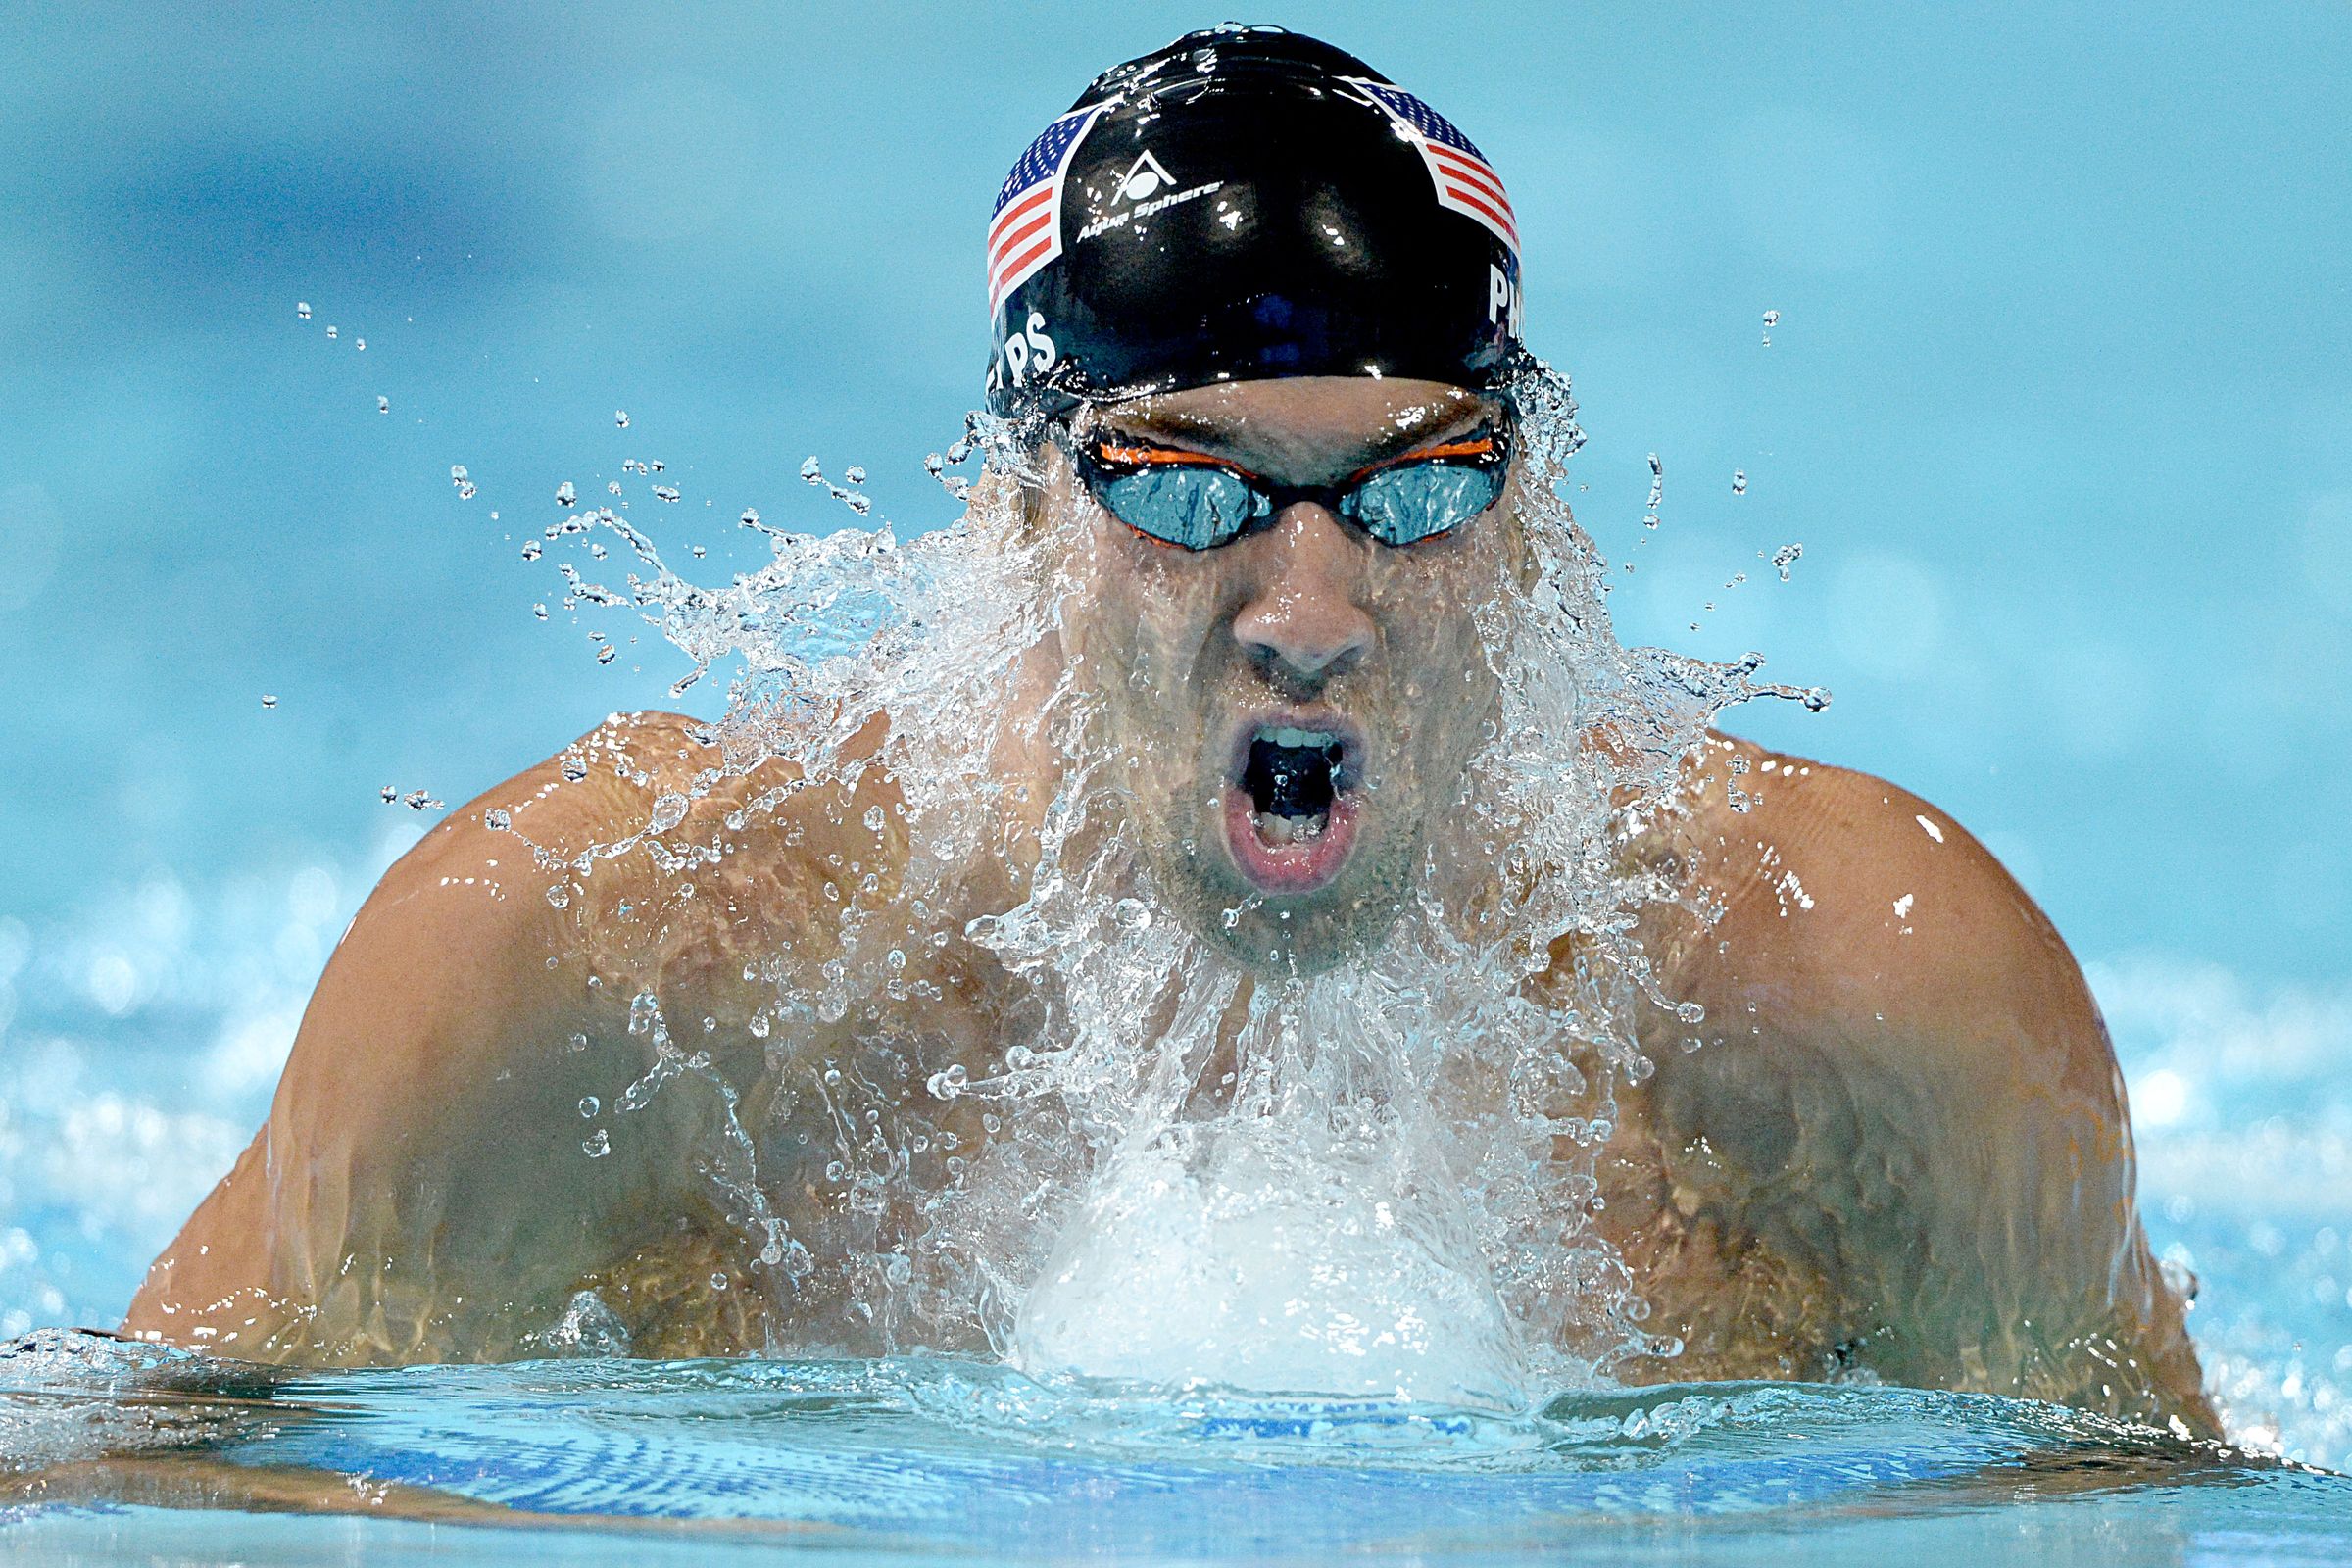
[983,25,1526,419]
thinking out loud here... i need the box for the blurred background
[1,2,2346,1460]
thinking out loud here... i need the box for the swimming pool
[5,1330,2349,1563]
[8,5,2352,1559]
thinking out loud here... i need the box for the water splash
[485,366,1821,1402]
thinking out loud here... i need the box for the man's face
[1046,375,1523,969]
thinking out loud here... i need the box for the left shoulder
[1651,732,2107,1078]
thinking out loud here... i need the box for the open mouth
[1221,718,1363,895]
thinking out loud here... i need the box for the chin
[1138,795,1420,975]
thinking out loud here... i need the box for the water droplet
[403,789,442,810]
[739,507,760,527]
[561,758,588,782]
[520,540,543,561]
[260,694,278,709]
[375,395,389,414]
[484,808,512,831]
[581,1130,611,1158]
[1112,897,1152,930]
[1731,470,1748,496]
[846,466,867,484]
[568,1031,589,1052]
[532,603,549,620]
[596,645,617,664]
[355,338,366,352]
[652,485,681,504]
[556,481,577,507]
[578,1096,600,1118]
[457,481,476,500]
[296,301,312,319]
[824,1160,846,1182]
[799,456,822,482]
[615,410,630,428]
[709,1272,729,1292]
[1771,543,1803,581]
[379,785,397,803]
[926,1062,969,1100]
[325,325,338,339]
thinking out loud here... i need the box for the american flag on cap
[988,104,1106,317]
[1345,78,1518,257]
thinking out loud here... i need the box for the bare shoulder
[123,709,873,1360]
[1612,733,2211,1427]
[1649,732,2109,1090]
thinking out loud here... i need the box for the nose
[1231,503,1376,689]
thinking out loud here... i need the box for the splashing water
[490,364,1818,1407]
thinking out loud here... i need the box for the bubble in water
[927,1062,969,1101]
[376,396,389,414]
[615,411,630,429]
[1761,308,1780,347]
[579,1096,600,1118]
[1771,543,1803,581]
[581,1130,611,1158]
[295,301,312,319]
[710,1272,729,1291]
[260,694,277,710]
[556,481,577,508]
[1732,470,1748,496]
[483,808,512,831]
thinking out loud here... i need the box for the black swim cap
[983,25,1526,419]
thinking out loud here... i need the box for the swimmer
[126,28,2214,1434]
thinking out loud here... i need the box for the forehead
[1086,376,1496,476]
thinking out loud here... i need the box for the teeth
[1259,726,1336,749]
[1255,811,1329,844]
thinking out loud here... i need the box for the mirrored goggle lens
[1342,459,1506,546]
[1092,466,1267,550]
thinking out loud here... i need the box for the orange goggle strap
[1090,432,1501,484]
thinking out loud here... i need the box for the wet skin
[124,377,2214,1435]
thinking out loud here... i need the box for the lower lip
[1221,786,1362,896]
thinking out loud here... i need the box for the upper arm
[1641,740,2175,1386]
[128,711,785,1358]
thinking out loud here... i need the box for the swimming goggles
[1064,421,1512,552]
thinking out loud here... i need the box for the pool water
[5,1331,2349,1564]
